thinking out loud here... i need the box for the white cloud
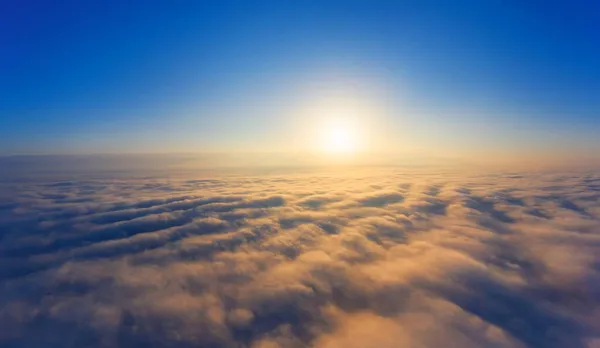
[1,165,600,347]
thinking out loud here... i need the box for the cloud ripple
[1,168,600,347]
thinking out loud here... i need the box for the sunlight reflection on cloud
[1,166,599,347]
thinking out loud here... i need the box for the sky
[1,0,600,159]
[3,3,600,346]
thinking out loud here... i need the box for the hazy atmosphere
[2,1,600,347]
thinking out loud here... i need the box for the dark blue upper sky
[1,0,599,156]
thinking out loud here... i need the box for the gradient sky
[1,0,599,157]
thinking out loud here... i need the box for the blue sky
[1,0,599,157]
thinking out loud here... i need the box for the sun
[322,124,359,154]
[298,91,381,156]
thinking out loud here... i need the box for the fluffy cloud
[1,165,600,347]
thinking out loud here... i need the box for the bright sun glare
[323,124,359,154]
[305,91,380,156]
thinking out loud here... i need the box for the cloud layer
[1,166,600,347]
